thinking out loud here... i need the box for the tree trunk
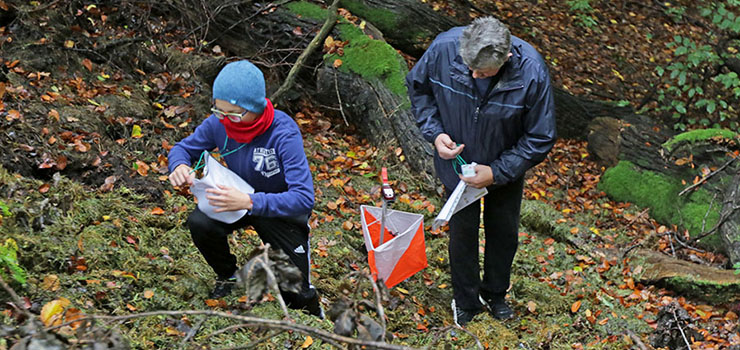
[337,0,459,57]
[718,171,740,264]
[315,67,435,183]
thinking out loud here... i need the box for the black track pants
[187,207,317,307]
[448,177,524,310]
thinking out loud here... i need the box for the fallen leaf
[135,160,150,176]
[131,125,143,138]
[150,207,165,215]
[41,275,60,291]
[48,109,60,121]
[38,183,50,193]
[342,220,353,230]
[301,336,313,348]
[40,298,71,327]
[527,301,537,313]
[6,109,20,121]
[100,175,117,192]
[143,290,154,299]
[82,58,92,72]
[64,40,74,48]
[571,300,582,313]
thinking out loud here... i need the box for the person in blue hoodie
[167,60,321,317]
[406,17,556,326]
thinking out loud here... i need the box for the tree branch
[678,156,737,196]
[47,310,417,350]
[271,0,340,104]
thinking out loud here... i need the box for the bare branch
[672,309,693,350]
[0,274,33,319]
[46,310,417,350]
[678,156,737,196]
[271,0,341,103]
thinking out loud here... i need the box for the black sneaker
[208,277,236,299]
[451,299,482,327]
[479,293,514,320]
[305,290,325,319]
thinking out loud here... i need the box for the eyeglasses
[210,107,247,123]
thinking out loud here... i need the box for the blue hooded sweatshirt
[167,110,314,219]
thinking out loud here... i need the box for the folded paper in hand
[432,180,487,230]
[190,151,254,224]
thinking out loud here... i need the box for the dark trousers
[448,177,524,310]
[187,207,317,307]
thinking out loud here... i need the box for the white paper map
[190,152,255,224]
[432,180,488,230]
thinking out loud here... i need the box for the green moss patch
[339,0,397,33]
[599,161,721,249]
[285,1,327,21]
[663,128,738,151]
[328,22,408,96]
[285,1,409,97]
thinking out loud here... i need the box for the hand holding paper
[432,180,488,230]
[206,185,253,212]
[459,163,494,188]
[190,152,255,223]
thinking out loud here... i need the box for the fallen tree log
[588,112,740,262]
[520,200,740,303]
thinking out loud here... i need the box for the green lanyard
[190,136,246,173]
[452,154,468,175]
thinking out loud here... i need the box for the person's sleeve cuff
[249,192,264,216]
[168,160,190,174]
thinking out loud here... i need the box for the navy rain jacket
[406,27,557,190]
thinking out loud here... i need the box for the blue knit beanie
[212,61,267,114]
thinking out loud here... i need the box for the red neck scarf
[219,98,275,144]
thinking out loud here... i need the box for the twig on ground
[671,231,706,254]
[701,192,718,233]
[258,244,290,318]
[688,204,740,244]
[626,208,650,226]
[271,0,341,103]
[673,309,693,350]
[333,69,349,126]
[0,274,33,319]
[346,270,388,342]
[181,315,206,345]
[621,242,642,259]
[214,330,282,350]
[678,156,737,196]
[47,310,415,349]
[626,329,649,350]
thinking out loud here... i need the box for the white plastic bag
[432,180,487,230]
[190,152,254,224]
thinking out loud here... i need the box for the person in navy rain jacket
[167,60,322,317]
[406,17,556,326]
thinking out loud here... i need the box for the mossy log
[588,111,740,262]
[633,248,740,304]
[520,200,740,303]
[336,0,458,57]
